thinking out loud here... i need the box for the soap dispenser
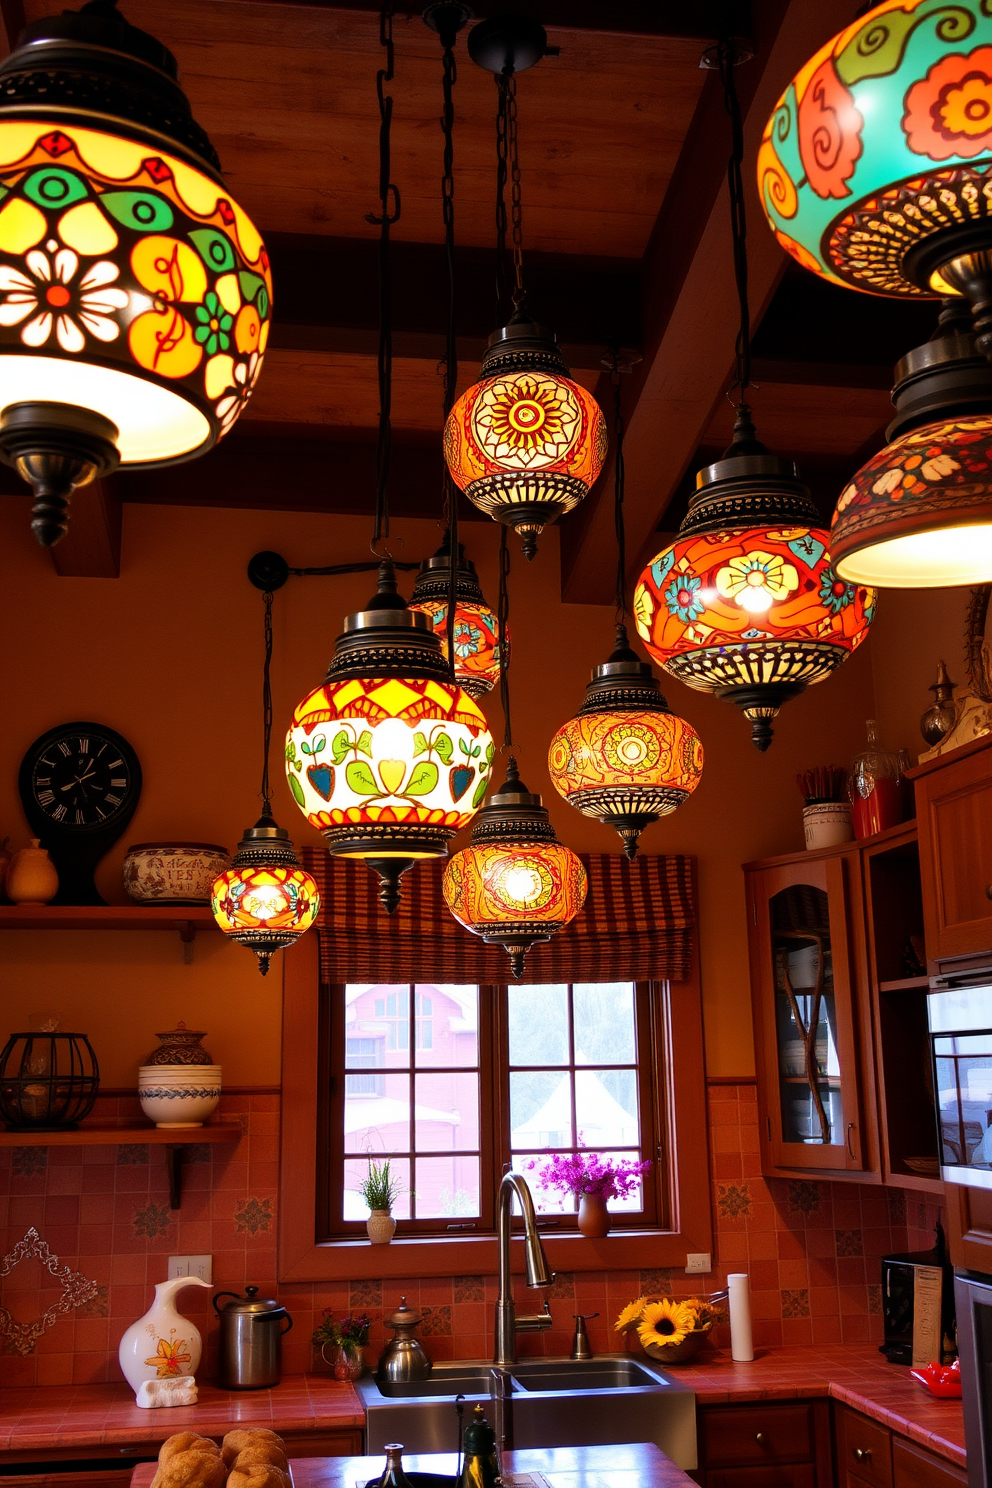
[375,1296,432,1385]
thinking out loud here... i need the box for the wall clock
[17,723,142,905]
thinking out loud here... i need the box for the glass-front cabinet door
[748,856,867,1172]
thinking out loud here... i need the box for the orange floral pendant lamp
[0,0,268,545]
[410,536,503,698]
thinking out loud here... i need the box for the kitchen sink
[356,1356,696,1469]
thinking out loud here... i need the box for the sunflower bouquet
[615,1293,724,1365]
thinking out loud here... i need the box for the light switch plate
[168,1254,213,1283]
[685,1252,711,1273]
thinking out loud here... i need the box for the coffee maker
[880,1224,954,1366]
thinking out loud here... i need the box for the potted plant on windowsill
[529,1151,652,1238]
[360,1157,402,1244]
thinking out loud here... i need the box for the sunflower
[637,1298,696,1350]
[614,1297,646,1333]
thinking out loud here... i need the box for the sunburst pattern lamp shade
[757,0,992,350]
[0,2,269,545]
[444,316,607,559]
[211,820,320,977]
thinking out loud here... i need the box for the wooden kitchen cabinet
[694,1400,831,1486]
[833,1403,965,1488]
[910,736,992,967]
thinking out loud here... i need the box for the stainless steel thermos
[213,1285,293,1389]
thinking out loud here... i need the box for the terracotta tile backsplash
[0,1083,945,1387]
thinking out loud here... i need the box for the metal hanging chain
[438,12,460,682]
[609,352,627,620]
[365,0,401,549]
[260,589,275,817]
[494,72,510,322]
[507,73,525,308]
[497,524,513,749]
[718,38,751,408]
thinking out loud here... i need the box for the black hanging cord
[365,1,400,549]
[493,70,525,325]
[497,524,513,750]
[438,11,460,682]
[609,352,627,620]
[287,560,418,577]
[718,39,751,408]
[260,589,275,817]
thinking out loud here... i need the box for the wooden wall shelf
[0,903,219,961]
[0,1123,241,1207]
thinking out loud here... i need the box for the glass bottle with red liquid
[848,720,912,839]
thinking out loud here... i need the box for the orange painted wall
[1,496,892,1084]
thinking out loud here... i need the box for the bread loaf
[221,1429,287,1469]
[150,1438,225,1488]
[227,1466,290,1488]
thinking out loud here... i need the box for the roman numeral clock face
[19,723,142,840]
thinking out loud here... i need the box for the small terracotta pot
[367,1209,396,1245]
[6,840,58,905]
[577,1191,610,1239]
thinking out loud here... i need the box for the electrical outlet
[168,1255,213,1283]
[685,1252,711,1273]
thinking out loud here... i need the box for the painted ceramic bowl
[138,1063,222,1128]
[124,843,230,905]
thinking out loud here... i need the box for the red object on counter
[852,778,905,838]
[911,1360,962,1399]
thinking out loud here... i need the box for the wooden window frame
[278,912,713,1282]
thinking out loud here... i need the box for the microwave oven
[929,963,992,1189]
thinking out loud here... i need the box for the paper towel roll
[728,1273,753,1362]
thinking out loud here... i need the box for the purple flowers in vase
[528,1151,652,1202]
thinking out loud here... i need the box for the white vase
[802,802,853,850]
[118,1275,213,1396]
[138,1064,222,1128]
[367,1209,396,1244]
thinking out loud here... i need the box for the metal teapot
[213,1284,292,1390]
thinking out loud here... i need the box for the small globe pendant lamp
[832,303,992,586]
[287,563,494,913]
[211,562,319,976]
[0,0,270,546]
[443,15,606,560]
[410,535,503,698]
[757,0,992,354]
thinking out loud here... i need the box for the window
[323,981,662,1238]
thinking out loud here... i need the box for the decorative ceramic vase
[802,802,853,851]
[138,1064,221,1128]
[5,840,58,904]
[118,1275,212,1396]
[920,661,957,748]
[146,1022,213,1066]
[322,1342,365,1380]
[577,1191,610,1239]
[123,843,230,905]
[641,1323,713,1365]
[367,1209,396,1245]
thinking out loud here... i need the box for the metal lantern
[548,625,703,858]
[210,819,319,977]
[0,1,270,545]
[443,760,588,978]
[633,413,876,750]
[0,1030,99,1129]
[410,538,503,698]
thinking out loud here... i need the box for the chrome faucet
[494,1171,554,1367]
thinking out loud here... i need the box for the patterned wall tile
[454,1276,484,1303]
[420,1305,452,1337]
[132,1201,172,1240]
[836,1229,864,1257]
[12,1148,47,1178]
[77,1284,109,1318]
[717,1183,752,1219]
[550,1272,575,1299]
[782,1289,810,1318]
[639,1268,673,1294]
[116,1146,149,1167]
[786,1181,821,1217]
[350,1278,382,1308]
[234,1197,273,1236]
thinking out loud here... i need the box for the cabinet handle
[854,1447,872,1462]
[755,1432,765,1443]
[846,1122,856,1159]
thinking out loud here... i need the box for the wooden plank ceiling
[9,0,945,588]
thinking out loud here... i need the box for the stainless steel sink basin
[356,1356,696,1470]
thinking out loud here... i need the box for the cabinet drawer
[892,1437,967,1487]
[836,1406,893,1488]
[706,1468,815,1487]
[700,1404,814,1467]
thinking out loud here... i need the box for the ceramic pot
[367,1209,396,1245]
[5,840,58,905]
[123,843,230,905]
[118,1275,212,1396]
[641,1323,713,1365]
[577,1191,610,1239]
[322,1342,365,1380]
[138,1064,221,1128]
[802,802,853,851]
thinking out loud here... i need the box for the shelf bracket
[165,1144,183,1209]
[179,923,196,965]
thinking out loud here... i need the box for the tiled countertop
[0,1346,965,1469]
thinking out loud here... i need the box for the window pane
[415,1071,479,1151]
[508,984,569,1065]
[511,1153,576,1214]
[344,1071,410,1153]
[573,983,636,1065]
[347,984,411,1069]
[415,984,479,1068]
[344,1156,410,1221]
[510,1070,573,1151]
[414,1155,480,1218]
[575,1069,639,1148]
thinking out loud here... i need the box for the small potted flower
[312,1311,372,1380]
[359,1157,402,1244]
[529,1151,652,1238]
[615,1293,724,1364]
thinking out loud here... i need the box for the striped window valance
[300,848,696,985]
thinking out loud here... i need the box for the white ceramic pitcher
[118,1275,213,1395]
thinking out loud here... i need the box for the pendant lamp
[757,0,992,348]
[633,411,876,750]
[287,563,494,913]
[443,758,587,978]
[211,566,318,976]
[0,0,269,546]
[410,537,503,698]
[832,306,992,586]
[443,16,606,560]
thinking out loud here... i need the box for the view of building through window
[341,982,644,1223]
